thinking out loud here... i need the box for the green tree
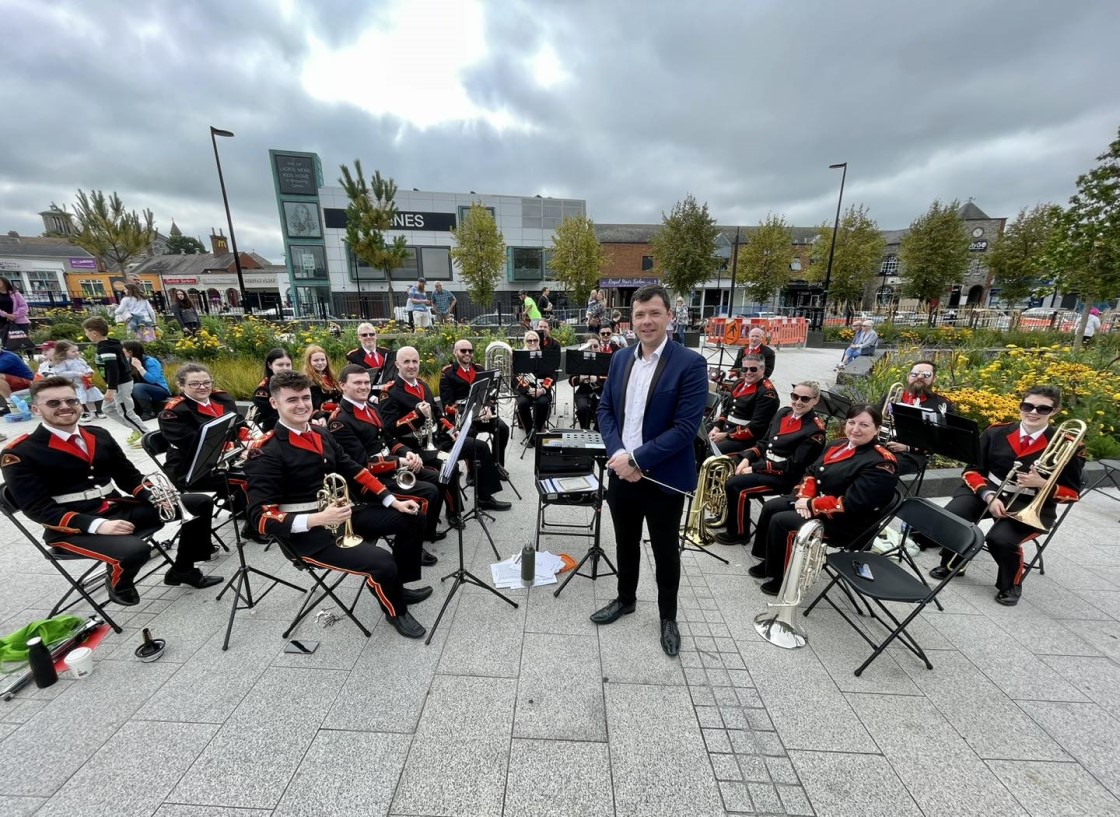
[650,194,721,299]
[450,203,506,309]
[987,203,1062,312]
[805,204,885,314]
[548,216,608,307]
[165,234,206,254]
[338,160,411,297]
[738,214,792,306]
[69,190,156,272]
[1048,127,1120,349]
[898,199,970,318]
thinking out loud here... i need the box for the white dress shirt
[619,334,670,465]
[43,422,104,533]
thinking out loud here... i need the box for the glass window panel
[419,246,452,280]
[511,247,543,281]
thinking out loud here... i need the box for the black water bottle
[520,543,535,584]
[27,637,58,689]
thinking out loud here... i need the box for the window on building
[457,205,495,225]
[641,255,654,271]
[346,245,386,281]
[880,255,899,276]
[387,248,420,282]
[26,270,63,297]
[790,258,802,272]
[419,247,452,280]
[511,247,544,281]
[79,279,107,298]
[291,245,328,280]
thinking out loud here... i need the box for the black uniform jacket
[1,425,152,536]
[379,376,455,448]
[439,363,485,422]
[513,354,555,397]
[741,407,827,483]
[159,391,246,482]
[731,343,776,380]
[721,378,780,443]
[328,399,410,478]
[251,378,279,433]
[243,425,391,547]
[346,346,391,379]
[960,422,1082,506]
[570,372,605,397]
[308,375,342,413]
[795,439,898,522]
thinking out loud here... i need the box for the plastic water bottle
[520,543,535,585]
[10,394,28,415]
[27,637,58,689]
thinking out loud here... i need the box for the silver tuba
[484,341,514,396]
[143,472,196,523]
[754,519,827,649]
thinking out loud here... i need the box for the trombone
[878,382,904,443]
[984,419,1086,531]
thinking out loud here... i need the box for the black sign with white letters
[322,208,456,232]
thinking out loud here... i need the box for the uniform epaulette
[813,416,827,431]
[256,377,269,389]
[761,378,775,390]
[164,396,186,410]
[347,348,361,357]
[441,363,454,372]
[212,388,230,396]
[873,444,897,463]
[249,431,275,449]
[0,434,30,466]
[4,433,30,449]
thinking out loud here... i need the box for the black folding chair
[141,430,234,552]
[805,498,984,676]
[0,485,174,634]
[271,535,374,639]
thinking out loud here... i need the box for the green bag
[0,615,84,665]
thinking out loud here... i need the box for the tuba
[484,341,514,396]
[682,454,735,547]
[143,472,196,524]
[755,519,827,649]
[316,473,363,548]
[1005,419,1087,531]
[878,382,904,443]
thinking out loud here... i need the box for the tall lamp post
[209,126,249,314]
[818,161,847,330]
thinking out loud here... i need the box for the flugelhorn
[316,473,363,548]
[755,519,827,649]
[143,472,196,523]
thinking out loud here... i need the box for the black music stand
[893,406,980,466]
[462,371,521,500]
[565,349,612,378]
[425,411,518,645]
[513,348,561,456]
[546,433,616,597]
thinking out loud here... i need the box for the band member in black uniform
[329,364,446,554]
[597,327,621,353]
[750,404,898,596]
[729,327,776,380]
[243,371,429,639]
[929,385,1082,606]
[536,319,560,352]
[708,354,780,457]
[380,346,512,512]
[345,323,391,382]
[304,344,342,415]
[251,348,293,434]
[881,359,955,476]
[715,381,827,545]
[3,377,222,605]
[514,331,554,437]
[439,340,510,466]
[570,336,606,431]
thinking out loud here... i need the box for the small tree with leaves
[338,160,411,297]
[806,204,885,315]
[899,199,970,318]
[1048,127,1120,349]
[548,216,607,307]
[650,194,721,300]
[738,214,792,307]
[69,190,156,272]
[165,234,206,255]
[451,203,506,310]
[987,203,1062,313]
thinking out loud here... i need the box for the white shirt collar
[279,420,311,435]
[637,334,670,362]
[344,396,368,409]
[186,395,211,407]
[1019,424,1045,442]
[41,421,80,440]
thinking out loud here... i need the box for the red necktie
[68,434,91,462]
[365,351,381,368]
[197,402,223,418]
[292,429,324,455]
[404,382,425,400]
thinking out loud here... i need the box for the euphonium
[1006,419,1087,531]
[682,454,735,547]
[754,519,826,649]
[316,473,362,548]
[484,341,514,396]
[879,382,904,443]
[143,472,196,524]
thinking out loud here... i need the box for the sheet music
[440,411,472,483]
[185,413,239,487]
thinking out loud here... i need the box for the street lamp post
[818,161,847,330]
[209,126,249,314]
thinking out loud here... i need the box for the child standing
[80,316,147,443]
[40,340,105,421]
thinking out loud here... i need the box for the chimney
[210,228,229,256]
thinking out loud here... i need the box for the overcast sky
[3,0,1118,262]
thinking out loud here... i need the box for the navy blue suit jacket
[597,338,708,494]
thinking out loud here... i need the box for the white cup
[64,646,94,679]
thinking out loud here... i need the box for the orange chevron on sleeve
[396,411,419,428]
[355,470,387,495]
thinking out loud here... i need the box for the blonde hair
[302,345,337,390]
[50,340,77,364]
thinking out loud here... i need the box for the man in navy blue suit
[592,284,708,657]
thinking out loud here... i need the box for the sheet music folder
[184,413,239,487]
[892,404,980,464]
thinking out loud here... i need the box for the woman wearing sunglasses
[715,381,827,545]
[929,385,1083,606]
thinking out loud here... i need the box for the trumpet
[879,382,904,443]
[143,472,196,523]
[316,473,363,548]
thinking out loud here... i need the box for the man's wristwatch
[627,454,638,471]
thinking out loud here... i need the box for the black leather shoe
[590,598,636,625]
[164,568,223,589]
[929,565,958,580]
[421,548,438,567]
[714,531,748,546]
[430,529,448,543]
[387,610,426,639]
[660,619,681,657]
[446,514,465,530]
[479,497,512,511]
[403,585,433,604]
[105,576,140,606]
[995,588,1019,606]
[747,563,768,579]
[759,579,781,597]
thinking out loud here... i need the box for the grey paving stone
[804,609,926,693]
[847,692,1026,815]
[986,759,1120,816]
[34,721,217,817]
[0,796,46,817]
[748,781,783,812]
[710,752,742,781]
[525,570,600,635]
[504,738,614,817]
[1039,654,1120,718]
[168,666,348,809]
[514,631,606,741]
[738,754,769,782]
[606,682,724,816]
[719,780,752,812]
[274,729,411,817]
[436,588,526,677]
[766,755,800,785]
[737,642,877,753]
[155,808,272,817]
[1070,618,1120,663]
[1019,700,1120,798]
[598,612,686,686]
[778,783,815,816]
[789,750,922,817]
[392,674,517,817]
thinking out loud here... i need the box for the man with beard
[439,339,510,466]
[881,360,955,477]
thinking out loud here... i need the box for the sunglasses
[525,339,539,344]
[42,397,82,409]
[1020,402,1055,415]
[600,332,612,337]
[789,393,814,403]
[741,366,761,373]
[460,349,474,354]
[909,371,934,379]
[359,332,376,338]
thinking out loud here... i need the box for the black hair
[846,403,883,427]
[632,284,671,311]
[263,347,292,378]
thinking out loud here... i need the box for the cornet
[316,473,363,548]
[143,472,196,523]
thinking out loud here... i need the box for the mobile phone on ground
[853,561,875,581]
[283,639,320,654]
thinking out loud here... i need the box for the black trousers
[472,417,510,466]
[46,494,213,589]
[387,474,442,540]
[716,437,752,457]
[428,437,503,500]
[752,495,864,580]
[938,489,1053,591]
[895,451,927,477]
[350,502,426,584]
[606,477,686,621]
[725,474,792,538]
[517,393,552,434]
[298,532,406,617]
[575,393,600,431]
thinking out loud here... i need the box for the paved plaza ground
[1,344,1119,816]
